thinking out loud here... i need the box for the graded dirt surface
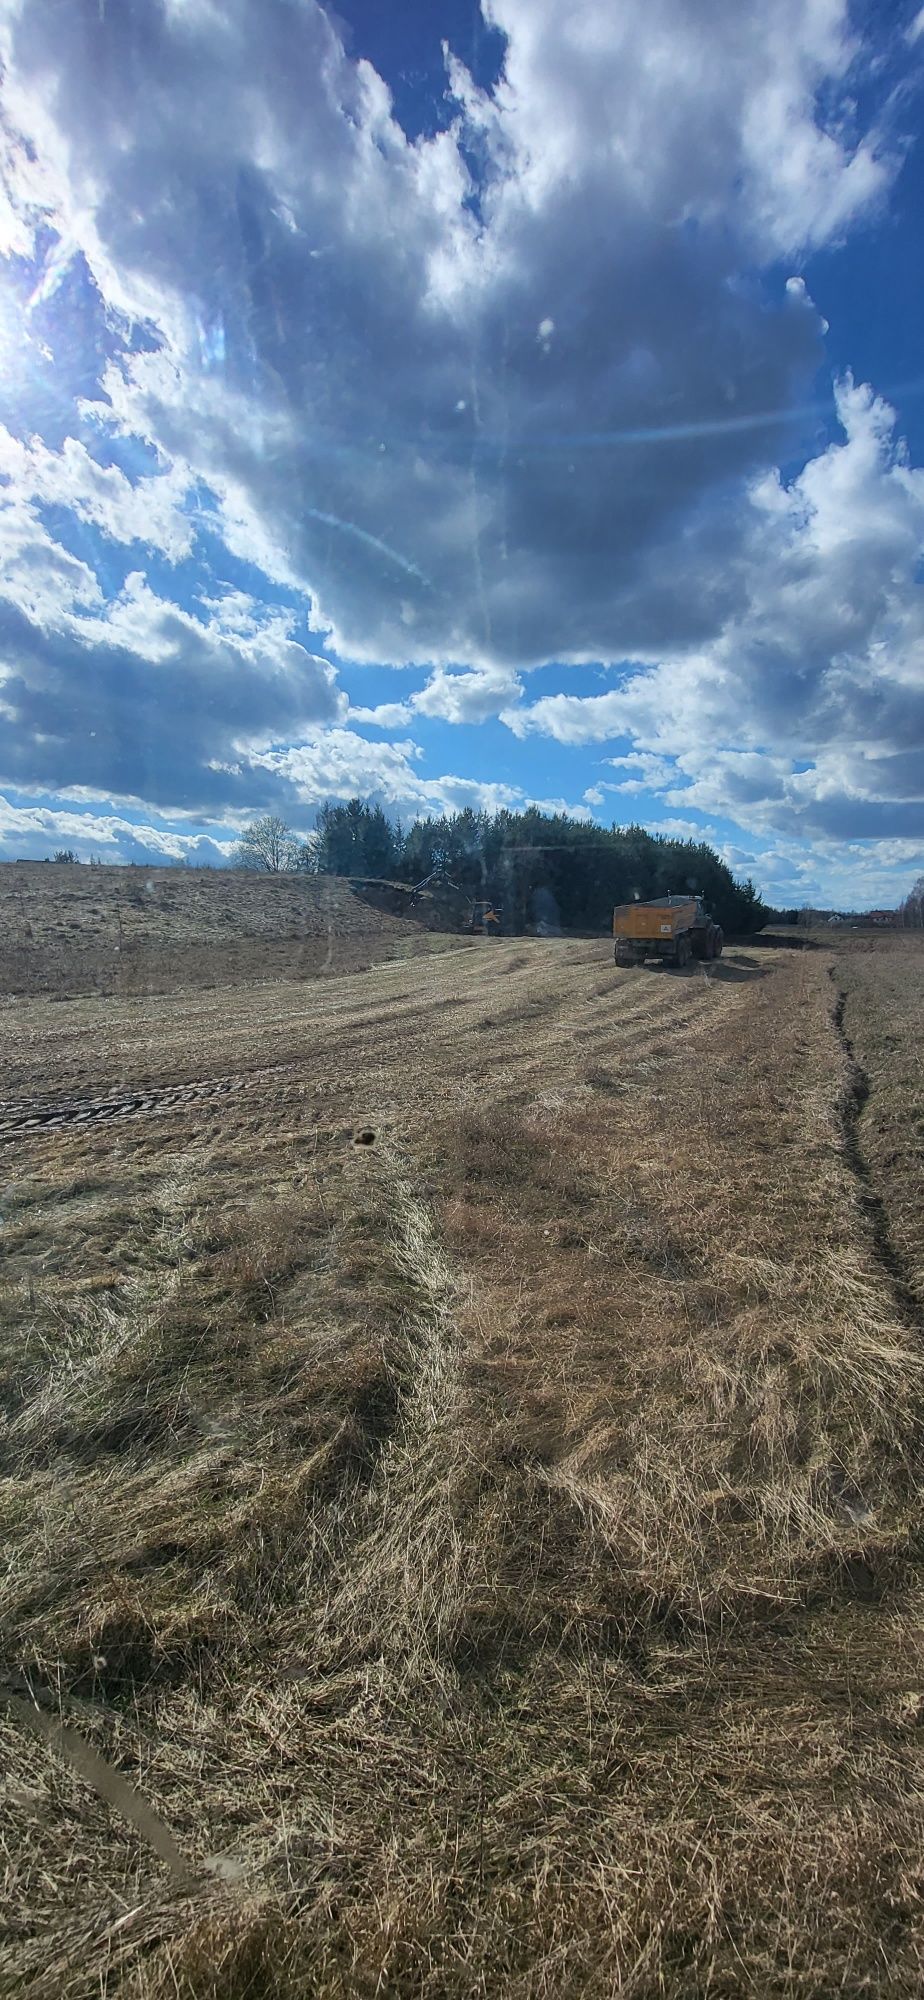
[2,927,924,1998]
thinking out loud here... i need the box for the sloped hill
[0,862,460,996]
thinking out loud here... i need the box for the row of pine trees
[302,800,768,934]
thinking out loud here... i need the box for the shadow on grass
[742,929,820,951]
[702,956,772,984]
[638,956,771,982]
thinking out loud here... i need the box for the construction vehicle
[613,895,723,968]
[466,898,502,935]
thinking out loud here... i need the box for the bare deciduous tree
[232,815,300,872]
[901,875,924,927]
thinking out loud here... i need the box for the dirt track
[0,937,766,1143]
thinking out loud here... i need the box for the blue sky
[1,0,923,907]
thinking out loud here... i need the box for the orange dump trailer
[612,896,723,968]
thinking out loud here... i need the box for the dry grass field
[1,913,923,1996]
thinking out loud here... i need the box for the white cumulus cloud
[0,0,918,886]
[510,380,924,841]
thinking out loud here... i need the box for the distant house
[863,910,897,927]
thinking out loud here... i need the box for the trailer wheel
[713,928,723,959]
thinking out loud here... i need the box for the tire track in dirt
[830,974,923,1334]
[0,946,757,1146]
[0,1064,295,1142]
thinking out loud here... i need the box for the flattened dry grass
[444,1071,921,1616]
[2,942,924,1997]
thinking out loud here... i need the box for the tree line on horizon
[232,801,770,934]
[34,811,922,934]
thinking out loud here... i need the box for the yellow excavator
[465,898,502,935]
